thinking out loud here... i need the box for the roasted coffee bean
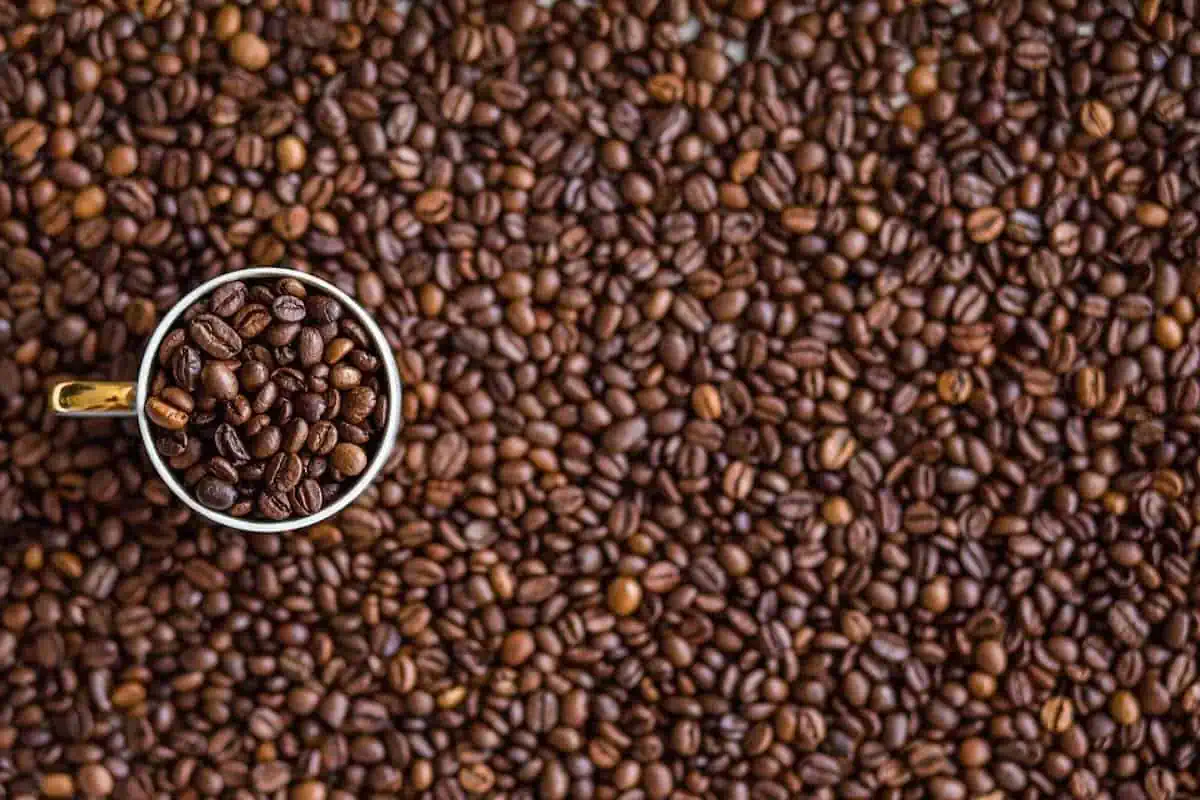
[298,327,324,366]
[271,294,307,323]
[307,295,342,323]
[146,397,190,431]
[292,478,324,516]
[239,360,270,391]
[1109,601,1151,647]
[154,431,188,458]
[250,426,283,460]
[264,452,303,494]
[258,491,292,520]
[169,345,203,391]
[331,443,368,477]
[207,457,239,484]
[195,476,237,510]
[296,392,328,422]
[188,314,243,359]
[341,386,377,424]
[201,362,238,401]
[214,424,251,465]
[234,304,272,339]
[210,281,248,317]
[307,421,339,455]
[281,418,309,454]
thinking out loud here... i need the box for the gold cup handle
[49,381,137,417]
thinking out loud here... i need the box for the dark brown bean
[188,314,243,358]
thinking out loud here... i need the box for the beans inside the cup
[145,278,389,521]
[5,0,1200,799]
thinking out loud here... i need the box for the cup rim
[136,266,402,533]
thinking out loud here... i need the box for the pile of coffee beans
[4,0,1200,798]
[144,277,389,521]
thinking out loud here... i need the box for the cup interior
[135,267,402,533]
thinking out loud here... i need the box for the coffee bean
[1144,767,1177,800]
[329,364,362,389]
[252,763,292,794]
[213,423,251,465]
[1041,696,1074,733]
[188,314,243,358]
[265,321,301,347]
[169,345,203,391]
[306,420,339,455]
[258,491,292,520]
[799,754,842,787]
[331,443,368,477]
[234,304,272,338]
[1081,99,1115,137]
[722,461,755,499]
[5,118,48,162]
[265,452,303,494]
[145,397,190,430]
[271,294,307,322]
[281,418,308,454]
[341,387,377,424]
[1109,601,1150,647]
[296,392,328,422]
[414,189,452,223]
[229,30,270,71]
[642,563,681,594]
[306,295,342,324]
[402,557,446,588]
[292,479,323,516]
[967,206,1006,243]
[691,384,722,420]
[869,631,911,663]
[195,476,236,510]
[1111,690,1142,725]
[607,576,643,616]
[77,764,114,797]
[210,281,248,317]
[1012,39,1051,70]
[819,427,857,470]
[40,774,74,798]
[604,417,647,452]
[251,426,283,460]
[298,327,324,366]
[201,362,238,401]
[1076,365,1107,409]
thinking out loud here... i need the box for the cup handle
[49,381,137,417]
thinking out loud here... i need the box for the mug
[47,267,402,533]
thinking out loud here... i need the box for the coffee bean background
[2,1,1200,799]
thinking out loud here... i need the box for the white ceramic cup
[48,267,402,533]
